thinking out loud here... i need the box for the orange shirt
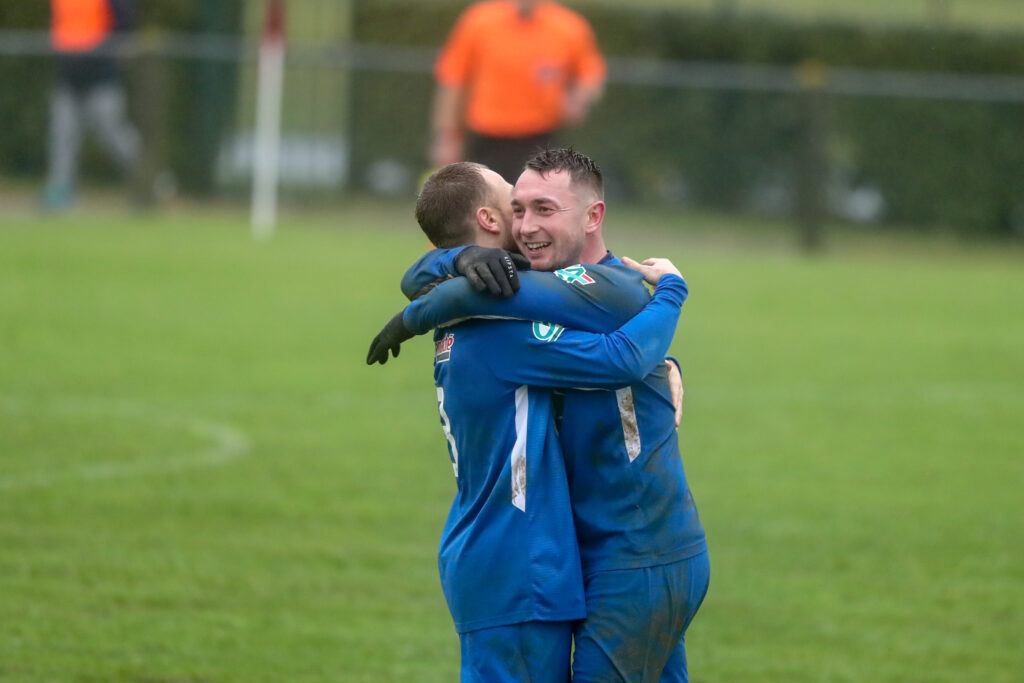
[51,0,114,52]
[435,0,606,138]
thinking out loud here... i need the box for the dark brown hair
[414,162,488,248]
[524,147,604,200]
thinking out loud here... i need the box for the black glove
[453,246,531,298]
[366,310,414,365]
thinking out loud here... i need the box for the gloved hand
[453,246,531,297]
[367,310,413,365]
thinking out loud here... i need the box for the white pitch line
[0,397,251,491]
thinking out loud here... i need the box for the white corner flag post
[251,0,286,240]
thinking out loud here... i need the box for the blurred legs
[45,85,83,203]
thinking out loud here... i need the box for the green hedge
[352,1,1024,234]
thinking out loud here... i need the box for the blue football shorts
[572,548,710,683]
[459,619,574,683]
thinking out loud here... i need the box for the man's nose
[518,211,539,234]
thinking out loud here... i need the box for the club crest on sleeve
[532,322,565,342]
[554,264,595,285]
[435,333,455,363]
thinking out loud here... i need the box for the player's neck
[473,232,505,250]
[579,236,609,265]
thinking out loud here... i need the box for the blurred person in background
[41,0,141,211]
[429,0,606,183]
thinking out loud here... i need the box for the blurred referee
[429,0,606,183]
[42,0,140,211]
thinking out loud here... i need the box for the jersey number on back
[436,385,530,512]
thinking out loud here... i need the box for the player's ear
[584,200,605,235]
[476,206,501,235]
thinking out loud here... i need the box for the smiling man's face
[511,168,590,272]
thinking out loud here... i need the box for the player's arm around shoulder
[402,262,651,338]
[400,247,469,301]
[622,257,689,428]
[527,262,653,329]
[483,258,687,389]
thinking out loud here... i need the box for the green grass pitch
[1,201,1022,682]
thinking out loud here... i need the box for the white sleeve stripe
[616,387,642,462]
[511,385,528,512]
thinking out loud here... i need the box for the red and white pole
[251,0,286,239]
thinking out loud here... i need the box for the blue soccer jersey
[427,275,688,633]
[404,250,707,575]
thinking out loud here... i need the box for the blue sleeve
[486,275,687,389]
[403,264,667,335]
[400,247,468,301]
